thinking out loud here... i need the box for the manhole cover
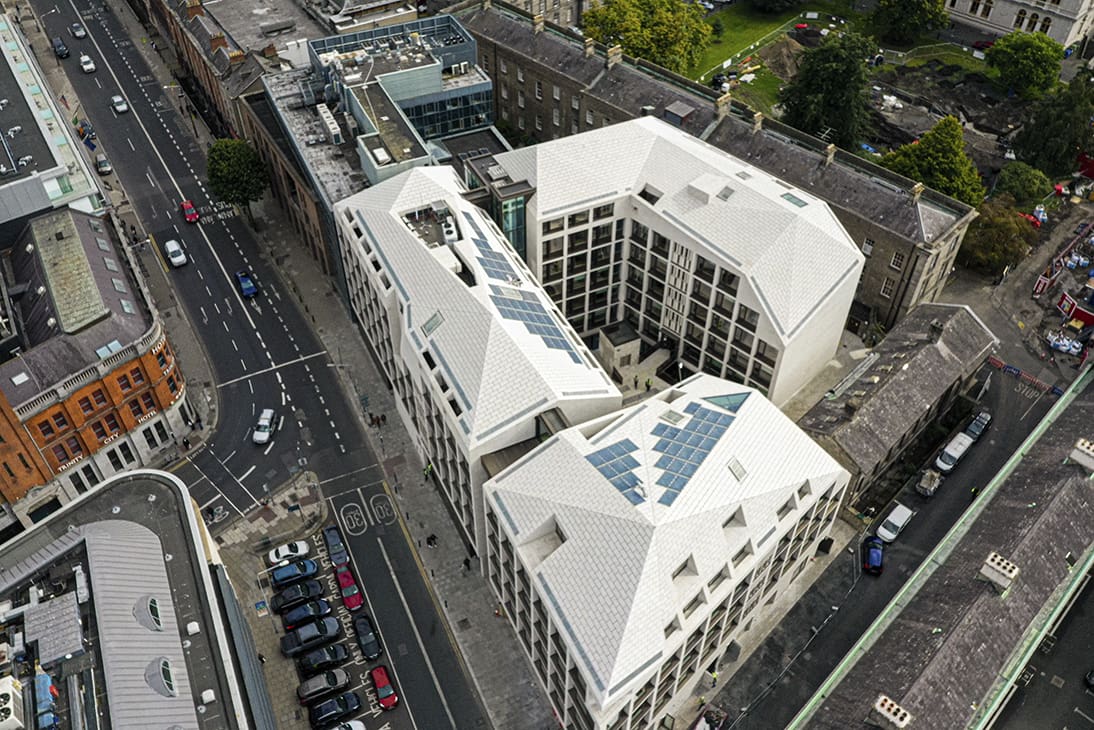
[1050,675,1065,688]
[457,618,471,631]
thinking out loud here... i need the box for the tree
[957,195,1037,276]
[994,161,1051,207]
[871,0,948,45]
[206,139,269,224]
[749,0,802,12]
[1013,73,1094,176]
[777,32,876,149]
[881,116,984,206]
[581,0,712,75]
[985,32,1064,99]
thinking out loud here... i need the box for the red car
[335,566,363,611]
[972,40,995,50]
[1018,211,1042,228]
[180,199,199,223]
[369,665,399,710]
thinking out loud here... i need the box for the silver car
[297,669,350,704]
[111,95,129,113]
[163,239,187,267]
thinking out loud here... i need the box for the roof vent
[979,551,1019,593]
[1068,438,1094,473]
[871,695,912,729]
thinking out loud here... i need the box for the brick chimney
[911,181,924,204]
[184,0,205,19]
[481,0,491,8]
[607,44,622,69]
[584,38,595,58]
[752,111,763,133]
[228,49,246,65]
[715,92,731,119]
[210,33,228,53]
[533,13,544,34]
[825,143,836,166]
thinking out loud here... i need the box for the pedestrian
[645,378,652,392]
[257,653,266,664]
[423,463,433,478]
[195,417,203,430]
[426,534,438,548]
[463,557,471,572]
[633,374,638,390]
[150,40,156,51]
[380,413,386,425]
[182,436,191,450]
[970,487,980,501]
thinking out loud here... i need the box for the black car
[271,580,323,613]
[283,599,332,631]
[964,410,992,442]
[309,692,361,727]
[322,525,350,568]
[354,614,383,661]
[280,617,341,658]
[298,643,350,676]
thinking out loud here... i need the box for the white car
[268,541,310,565]
[252,408,275,444]
[111,95,129,113]
[79,54,95,73]
[876,502,914,543]
[163,239,187,267]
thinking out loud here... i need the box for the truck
[915,468,944,498]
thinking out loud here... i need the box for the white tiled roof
[337,166,617,447]
[495,117,863,338]
[486,374,847,702]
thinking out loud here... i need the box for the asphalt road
[715,368,1056,729]
[28,2,487,726]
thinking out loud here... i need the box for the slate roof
[494,117,863,340]
[487,374,848,706]
[806,370,1094,728]
[799,304,997,477]
[335,165,619,449]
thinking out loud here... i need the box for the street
[26,0,488,725]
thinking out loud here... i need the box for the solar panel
[646,405,734,503]
[587,439,645,504]
[490,288,583,364]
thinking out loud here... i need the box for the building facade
[947,0,1094,48]
[0,209,191,534]
[468,117,865,406]
[334,165,620,551]
[484,374,850,730]
[456,1,977,333]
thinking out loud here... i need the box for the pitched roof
[488,374,847,703]
[494,117,863,339]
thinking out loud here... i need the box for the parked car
[235,269,258,297]
[297,668,350,705]
[862,536,884,575]
[283,599,332,631]
[354,614,383,660]
[309,692,361,726]
[253,408,276,445]
[279,616,341,657]
[972,39,994,50]
[964,410,992,442]
[369,666,399,710]
[180,199,199,223]
[271,559,319,589]
[322,525,350,567]
[329,723,365,730]
[79,54,95,73]
[935,432,975,474]
[269,540,309,565]
[76,119,95,139]
[876,502,914,543]
[335,565,363,611]
[69,23,86,38]
[111,95,129,113]
[51,37,69,58]
[93,153,112,176]
[298,643,349,676]
[270,580,322,613]
[163,239,187,268]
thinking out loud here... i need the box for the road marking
[377,538,454,729]
[1076,707,1094,724]
[239,465,256,481]
[222,450,237,464]
[263,440,275,456]
[222,321,229,333]
[215,351,328,388]
[188,459,246,516]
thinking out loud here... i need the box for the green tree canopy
[582,0,712,75]
[957,194,1037,276]
[871,0,948,45]
[994,161,1051,207]
[777,31,876,149]
[881,116,984,206]
[206,139,269,223]
[985,32,1064,99]
[748,0,802,12]
[1013,73,1094,176]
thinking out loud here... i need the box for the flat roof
[177,0,326,65]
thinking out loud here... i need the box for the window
[516,66,524,82]
[52,444,68,462]
[593,203,613,221]
[732,545,752,567]
[66,436,81,456]
[131,367,145,385]
[552,108,560,126]
[69,471,87,494]
[118,374,132,392]
[141,392,156,410]
[890,252,905,271]
[682,591,705,618]
[480,54,489,72]
[500,59,507,74]
[585,110,593,126]
[93,389,107,407]
[708,566,730,592]
[92,421,107,440]
[1040,15,1051,32]
[18,454,28,470]
[777,499,794,520]
[535,115,542,131]
[981,0,993,17]
[1027,12,1038,31]
[737,304,760,332]
[517,90,525,109]
[38,420,54,438]
[107,449,123,471]
[568,210,590,227]
[129,400,143,418]
[1013,9,1025,27]
[155,422,168,442]
[535,80,542,100]
[500,84,508,100]
[78,396,94,414]
[880,277,896,298]
[105,414,120,432]
[156,350,168,368]
[862,238,874,256]
[167,377,177,395]
[518,116,525,131]
[143,428,156,449]
[119,442,135,464]
[969,0,980,12]
[2,462,12,478]
[571,96,579,110]
[552,84,560,100]
[52,413,68,430]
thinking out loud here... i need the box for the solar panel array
[489,285,582,364]
[461,210,518,281]
[586,439,644,504]
[649,403,733,505]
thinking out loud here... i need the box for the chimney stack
[209,33,228,53]
[184,0,205,19]
[715,92,731,120]
[533,13,544,34]
[752,111,763,133]
[825,143,836,166]
[584,37,595,58]
[607,44,622,69]
[911,181,924,204]
[928,318,944,343]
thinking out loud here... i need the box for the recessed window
[732,545,752,567]
[777,498,794,520]
[862,238,874,256]
[890,252,905,271]
[880,277,896,299]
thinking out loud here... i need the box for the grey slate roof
[799,304,997,478]
[807,372,1094,728]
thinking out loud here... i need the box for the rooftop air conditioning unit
[0,675,26,730]
[871,694,911,729]
[979,551,1019,592]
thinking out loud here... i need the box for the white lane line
[215,351,328,388]
[263,441,276,456]
[213,302,221,315]
[317,464,382,485]
[127,138,135,151]
[222,449,237,464]
[276,372,283,385]
[248,380,254,394]
[197,268,204,280]
[222,321,229,333]
[280,391,286,407]
[239,465,256,482]
[188,460,246,516]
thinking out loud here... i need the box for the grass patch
[729,68,785,115]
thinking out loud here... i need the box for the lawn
[689,0,856,81]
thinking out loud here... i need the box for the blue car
[862,536,884,575]
[235,269,258,298]
[322,525,350,568]
[283,599,332,631]
[271,559,318,588]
